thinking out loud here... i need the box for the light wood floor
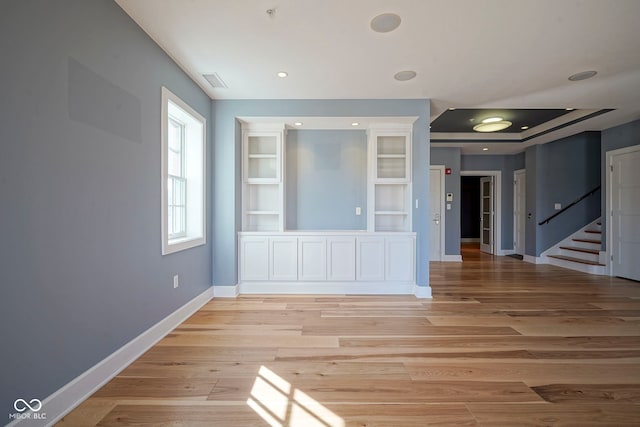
[58,245,640,426]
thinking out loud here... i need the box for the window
[161,87,206,255]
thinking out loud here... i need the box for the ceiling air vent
[203,73,227,89]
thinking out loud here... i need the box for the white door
[480,176,494,254]
[514,170,526,255]
[429,167,444,261]
[611,147,640,281]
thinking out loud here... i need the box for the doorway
[606,144,640,281]
[460,171,501,256]
[514,169,526,256]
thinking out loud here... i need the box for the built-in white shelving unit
[239,118,416,294]
[242,124,285,231]
[368,125,412,232]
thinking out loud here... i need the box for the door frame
[513,169,526,256]
[460,170,502,255]
[429,165,446,261]
[606,143,640,277]
[480,176,494,254]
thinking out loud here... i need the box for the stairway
[544,219,607,275]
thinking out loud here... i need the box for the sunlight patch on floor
[247,366,345,427]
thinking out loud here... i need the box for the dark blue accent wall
[0,0,212,414]
[529,132,601,256]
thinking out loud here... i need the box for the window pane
[168,118,184,177]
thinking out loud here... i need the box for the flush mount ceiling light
[277,71,288,78]
[370,13,401,33]
[394,70,417,81]
[482,147,489,151]
[473,116,513,132]
[294,122,303,126]
[568,70,597,81]
[351,122,360,126]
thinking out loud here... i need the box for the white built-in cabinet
[242,124,285,232]
[239,232,415,285]
[239,121,416,292]
[368,126,413,232]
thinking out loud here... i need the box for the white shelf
[248,154,277,159]
[243,126,285,231]
[377,154,406,159]
[247,211,280,215]
[375,211,408,215]
[368,125,412,232]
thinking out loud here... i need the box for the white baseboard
[460,238,480,243]
[239,281,416,295]
[9,287,214,427]
[213,285,239,298]
[413,284,432,298]
[524,254,545,264]
[442,255,463,262]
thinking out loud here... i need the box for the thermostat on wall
[446,193,453,202]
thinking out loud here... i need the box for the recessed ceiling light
[370,13,401,33]
[448,107,456,111]
[394,70,417,81]
[294,122,303,126]
[277,71,288,78]
[482,147,489,151]
[568,70,597,81]
[565,107,575,111]
[521,126,529,130]
[473,117,513,132]
[351,122,360,126]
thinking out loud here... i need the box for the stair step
[560,246,600,255]
[585,230,602,234]
[573,238,601,244]
[548,254,605,266]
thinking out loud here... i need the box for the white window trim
[161,87,206,255]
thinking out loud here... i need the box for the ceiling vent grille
[203,73,227,89]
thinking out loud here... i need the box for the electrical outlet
[173,274,179,289]
[355,207,361,216]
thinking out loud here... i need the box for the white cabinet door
[327,237,356,281]
[240,237,269,281]
[270,237,298,281]
[386,237,415,281]
[298,238,327,281]
[356,237,385,281]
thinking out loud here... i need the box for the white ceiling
[115,0,640,153]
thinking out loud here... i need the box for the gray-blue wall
[528,132,601,256]
[430,148,461,255]
[213,100,431,287]
[286,130,367,230]
[600,119,640,249]
[0,0,212,414]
